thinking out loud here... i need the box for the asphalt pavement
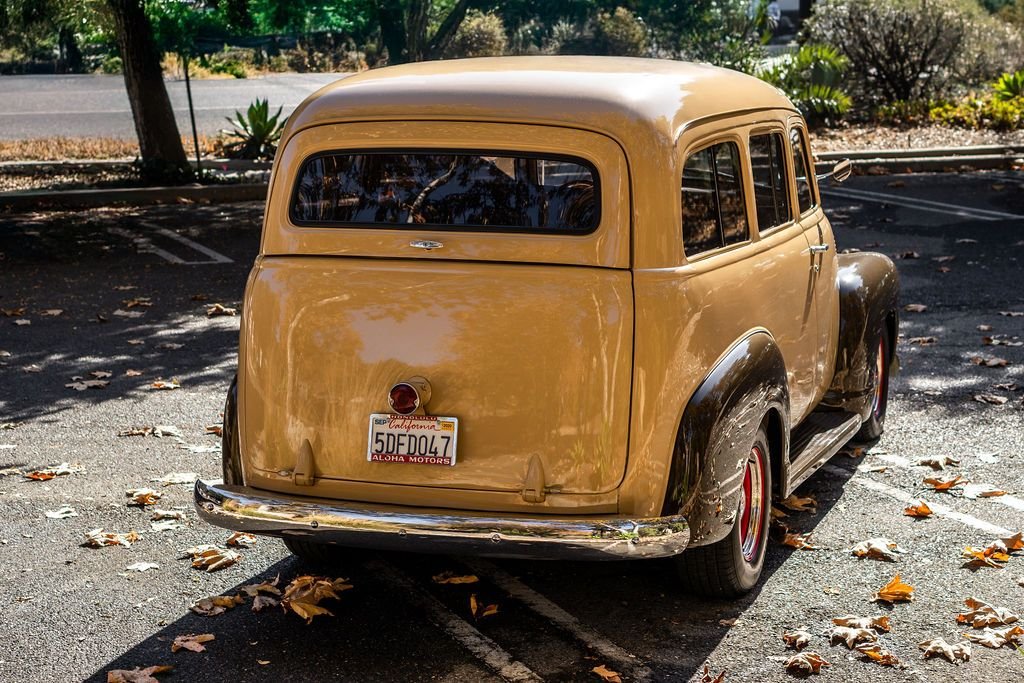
[0,73,345,139]
[0,170,1023,682]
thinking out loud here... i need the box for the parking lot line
[465,559,654,683]
[824,464,1012,536]
[106,227,185,264]
[366,558,544,683]
[155,227,233,263]
[868,453,1024,513]
[822,186,1023,221]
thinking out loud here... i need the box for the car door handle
[808,244,830,254]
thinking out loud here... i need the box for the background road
[0,73,345,139]
[0,170,1022,682]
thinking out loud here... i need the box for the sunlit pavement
[0,170,1022,682]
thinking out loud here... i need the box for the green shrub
[807,0,1024,105]
[444,10,508,59]
[758,45,852,125]
[928,94,1024,130]
[209,60,247,79]
[593,7,649,57]
[99,54,122,74]
[221,99,286,160]
[994,69,1024,100]
[873,99,948,125]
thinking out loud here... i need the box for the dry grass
[0,135,223,162]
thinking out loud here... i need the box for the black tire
[283,537,346,566]
[674,425,772,598]
[855,326,891,442]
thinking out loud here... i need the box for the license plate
[367,414,459,466]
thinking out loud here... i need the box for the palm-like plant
[758,45,852,126]
[993,70,1024,102]
[222,99,286,160]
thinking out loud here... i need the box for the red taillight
[388,382,420,415]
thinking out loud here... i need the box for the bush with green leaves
[928,94,1024,130]
[593,8,649,57]
[807,0,1024,105]
[221,99,286,160]
[444,10,508,59]
[994,69,1024,100]
[758,45,852,126]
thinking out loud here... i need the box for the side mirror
[816,158,852,184]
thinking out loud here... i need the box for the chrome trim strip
[194,479,689,560]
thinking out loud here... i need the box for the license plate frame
[367,413,459,466]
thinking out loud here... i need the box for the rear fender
[662,331,790,547]
[222,375,243,486]
[822,253,899,419]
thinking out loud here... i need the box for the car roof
[283,56,797,144]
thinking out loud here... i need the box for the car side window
[789,127,815,213]
[681,141,749,258]
[748,133,791,232]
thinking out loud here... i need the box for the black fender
[662,331,790,547]
[222,375,244,485]
[821,252,899,419]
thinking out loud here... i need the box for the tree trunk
[107,0,190,182]
[378,0,408,65]
[58,27,84,74]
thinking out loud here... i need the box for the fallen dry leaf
[226,532,257,548]
[206,303,237,317]
[957,598,1019,628]
[106,665,173,683]
[904,303,927,313]
[84,528,140,548]
[932,255,955,263]
[65,379,109,390]
[1001,532,1024,551]
[992,381,1020,391]
[44,505,78,519]
[151,379,180,390]
[872,574,914,603]
[125,562,159,572]
[432,571,480,585]
[281,575,354,624]
[191,594,244,616]
[919,456,959,470]
[779,494,817,513]
[963,483,1007,499]
[897,251,920,259]
[13,318,31,326]
[90,370,112,379]
[782,628,812,650]
[907,336,937,345]
[969,356,1010,368]
[978,324,993,332]
[780,531,819,550]
[919,637,970,663]
[999,311,1024,317]
[127,488,162,507]
[851,538,905,562]
[1,307,26,316]
[469,593,499,619]
[151,472,198,486]
[252,595,279,612]
[855,642,901,667]
[832,615,891,633]
[830,625,878,648]
[123,297,152,309]
[770,506,788,520]
[923,475,965,492]
[150,519,184,532]
[983,336,1024,347]
[974,394,1009,405]
[185,546,241,572]
[113,309,144,319]
[962,625,1024,649]
[697,662,727,683]
[23,462,82,481]
[903,500,933,518]
[591,664,622,683]
[783,651,830,675]
[171,633,215,653]
[125,369,143,377]
[204,424,223,437]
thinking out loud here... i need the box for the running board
[784,411,862,495]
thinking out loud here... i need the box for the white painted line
[824,464,1012,536]
[869,453,1024,513]
[823,186,1023,221]
[107,227,185,264]
[155,227,233,263]
[465,559,654,683]
[366,559,543,683]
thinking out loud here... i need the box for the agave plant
[222,99,286,160]
[993,69,1024,102]
[758,45,852,126]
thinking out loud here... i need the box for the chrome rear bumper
[194,479,689,560]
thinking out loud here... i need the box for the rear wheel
[674,425,772,597]
[855,327,890,442]
[283,537,346,566]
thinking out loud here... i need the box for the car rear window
[681,141,749,258]
[290,151,599,233]
[749,133,791,231]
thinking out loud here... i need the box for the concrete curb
[0,183,268,213]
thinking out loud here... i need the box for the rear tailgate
[241,121,633,504]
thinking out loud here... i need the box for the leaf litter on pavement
[281,575,354,624]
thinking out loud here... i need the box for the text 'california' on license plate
[367,414,459,466]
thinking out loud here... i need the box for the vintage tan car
[195,56,898,596]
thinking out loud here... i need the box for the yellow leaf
[903,500,933,518]
[923,475,965,492]
[591,664,621,682]
[780,532,818,550]
[191,594,244,616]
[872,574,914,603]
[287,601,334,624]
[432,571,480,585]
[855,643,900,666]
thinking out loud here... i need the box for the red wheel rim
[738,445,766,563]
[871,338,886,419]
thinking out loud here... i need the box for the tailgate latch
[521,454,547,503]
[293,439,316,486]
